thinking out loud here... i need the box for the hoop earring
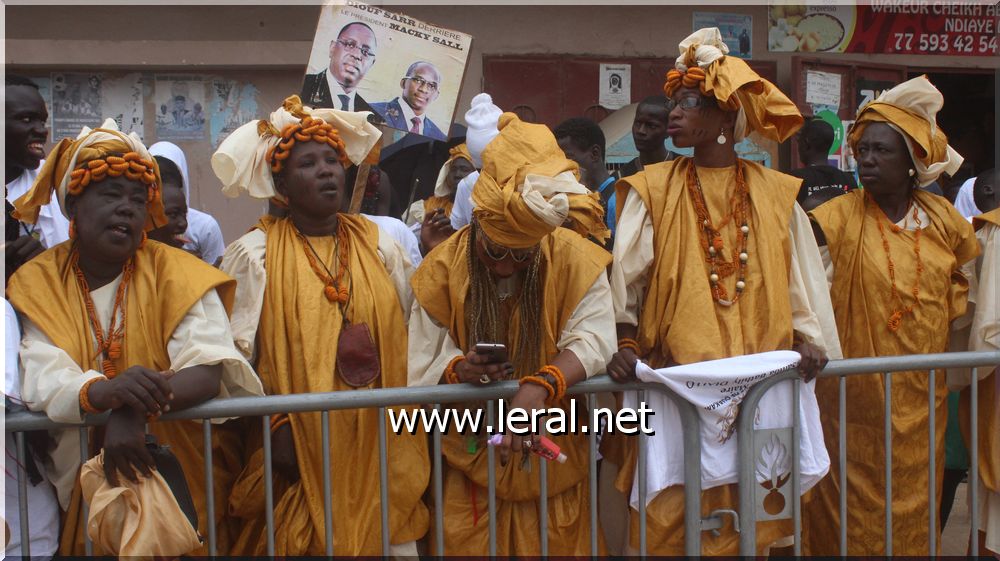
[69,218,77,240]
[717,128,727,145]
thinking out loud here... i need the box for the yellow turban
[212,95,382,200]
[433,143,474,198]
[13,118,166,231]
[847,75,962,187]
[664,27,803,142]
[471,113,609,249]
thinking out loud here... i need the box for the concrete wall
[8,4,997,242]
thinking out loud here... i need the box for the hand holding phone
[474,342,508,364]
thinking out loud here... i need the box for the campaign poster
[693,12,753,59]
[210,78,260,149]
[599,64,631,110]
[302,1,473,142]
[51,73,104,139]
[769,3,1000,56]
[50,73,144,139]
[154,75,208,141]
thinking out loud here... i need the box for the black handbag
[144,434,200,536]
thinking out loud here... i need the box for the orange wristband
[538,365,567,402]
[443,355,464,384]
[79,377,107,414]
[519,375,556,401]
[618,337,640,354]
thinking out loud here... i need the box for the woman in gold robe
[802,76,980,555]
[408,113,616,555]
[213,96,430,556]
[605,27,840,555]
[7,118,263,555]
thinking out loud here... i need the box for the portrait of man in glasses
[371,61,447,141]
[301,21,380,117]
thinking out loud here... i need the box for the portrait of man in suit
[300,21,378,114]
[371,61,447,141]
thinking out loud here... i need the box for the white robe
[18,277,263,508]
[6,163,70,248]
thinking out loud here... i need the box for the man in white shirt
[5,75,69,283]
[300,22,378,116]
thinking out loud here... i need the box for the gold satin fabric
[471,113,608,249]
[423,196,454,218]
[410,226,611,555]
[6,241,239,556]
[803,190,979,555]
[609,157,801,555]
[228,215,429,556]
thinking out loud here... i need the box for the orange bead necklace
[295,223,351,304]
[686,162,752,306]
[71,249,134,377]
[872,197,923,332]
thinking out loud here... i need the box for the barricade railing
[6,350,999,557]
[735,350,1000,556]
[4,377,704,557]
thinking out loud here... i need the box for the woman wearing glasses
[408,113,616,555]
[372,61,448,141]
[604,27,840,555]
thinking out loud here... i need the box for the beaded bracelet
[79,376,107,415]
[618,337,641,354]
[270,415,291,434]
[443,355,464,384]
[538,365,567,402]
[518,375,556,401]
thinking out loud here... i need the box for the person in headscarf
[408,112,616,555]
[604,28,840,555]
[7,118,263,556]
[148,141,226,266]
[214,95,429,556]
[404,143,475,254]
[802,75,980,555]
[449,93,503,231]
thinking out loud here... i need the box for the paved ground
[942,481,971,556]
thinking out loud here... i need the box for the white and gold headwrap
[13,118,165,230]
[847,75,962,187]
[471,113,609,248]
[211,95,381,201]
[664,27,803,143]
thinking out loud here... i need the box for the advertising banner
[769,3,1000,56]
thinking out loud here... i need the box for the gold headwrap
[663,27,803,142]
[211,95,381,200]
[471,113,609,249]
[13,118,166,231]
[847,75,962,187]
[433,143,475,198]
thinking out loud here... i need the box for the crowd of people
[3,27,998,558]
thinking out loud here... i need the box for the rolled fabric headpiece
[211,95,381,201]
[847,75,962,187]
[471,113,609,249]
[663,27,803,142]
[13,118,165,231]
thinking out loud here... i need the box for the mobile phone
[474,342,508,363]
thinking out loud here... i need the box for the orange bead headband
[66,151,160,204]
[663,66,740,112]
[266,115,349,174]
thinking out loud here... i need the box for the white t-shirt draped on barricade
[623,350,830,511]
